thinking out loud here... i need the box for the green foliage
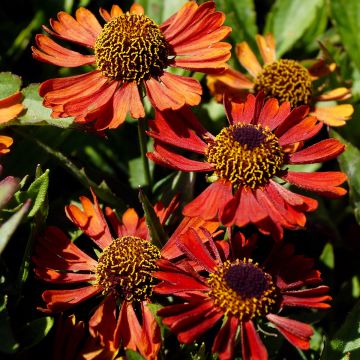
[0,72,21,100]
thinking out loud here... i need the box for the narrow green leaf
[19,316,54,350]
[320,243,335,269]
[0,200,30,255]
[0,72,22,100]
[321,300,360,359]
[331,0,360,72]
[17,84,73,127]
[331,130,360,224]
[146,303,166,338]
[265,0,324,56]
[138,189,168,248]
[15,169,49,218]
[0,295,19,354]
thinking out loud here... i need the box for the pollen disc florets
[96,236,161,302]
[254,59,312,107]
[207,259,279,321]
[206,124,285,189]
[94,13,170,83]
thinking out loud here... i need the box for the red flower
[154,228,331,360]
[147,93,347,239]
[33,190,180,358]
[32,2,231,130]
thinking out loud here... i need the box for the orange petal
[307,59,335,80]
[0,136,13,155]
[256,33,276,64]
[315,87,351,101]
[75,7,102,39]
[130,3,145,15]
[311,104,354,127]
[236,42,262,78]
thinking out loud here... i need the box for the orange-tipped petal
[130,3,144,15]
[315,87,351,101]
[311,104,354,127]
[236,42,262,78]
[256,33,276,64]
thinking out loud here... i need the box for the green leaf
[16,169,49,218]
[321,300,360,359]
[264,0,324,56]
[17,84,73,127]
[138,189,168,248]
[330,0,360,72]
[320,242,335,269]
[0,295,19,354]
[146,303,167,338]
[0,200,30,255]
[217,0,258,49]
[331,130,360,224]
[0,176,20,210]
[0,72,22,100]
[125,349,145,360]
[19,316,54,350]
[137,0,188,24]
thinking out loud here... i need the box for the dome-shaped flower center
[95,236,161,302]
[208,259,279,320]
[94,14,170,83]
[254,59,312,107]
[206,124,285,189]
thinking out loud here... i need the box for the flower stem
[138,117,152,189]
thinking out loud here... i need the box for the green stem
[138,117,152,189]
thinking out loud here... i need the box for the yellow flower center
[94,13,170,83]
[254,59,312,107]
[96,236,161,302]
[206,124,285,189]
[208,259,279,321]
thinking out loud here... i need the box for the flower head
[207,33,353,126]
[33,190,180,357]
[154,228,331,360]
[32,2,231,130]
[147,93,347,239]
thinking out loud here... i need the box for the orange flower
[207,34,353,127]
[32,2,231,130]
[0,91,23,154]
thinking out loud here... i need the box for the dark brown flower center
[206,124,285,189]
[208,259,279,320]
[94,14,170,83]
[254,59,312,107]
[95,236,161,302]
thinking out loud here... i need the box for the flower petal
[212,316,239,360]
[311,104,354,127]
[241,320,268,360]
[289,139,345,164]
[256,33,276,64]
[236,42,262,78]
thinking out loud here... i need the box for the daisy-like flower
[0,90,23,154]
[32,1,231,130]
[147,93,347,239]
[33,190,218,358]
[207,33,354,126]
[154,227,331,360]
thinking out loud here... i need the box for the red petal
[282,171,347,198]
[274,105,309,136]
[34,268,96,284]
[241,321,268,360]
[266,313,313,350]
[212,316,239,360]
[289,139,345,164]
[257,98,280,126]
[32,35,95,67]
[177,228,217,272]
[41,286,102,312]
[183,180,232,220]
[278,116,322,146]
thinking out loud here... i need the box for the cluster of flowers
[1,1,350,359]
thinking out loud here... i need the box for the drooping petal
[183,180,232,220]
[266,313,313,350]
[241,320,268,360]
[212,316,239,360]
[34,268,96,284]
[315,87,351,101]
[0,92,23,123]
